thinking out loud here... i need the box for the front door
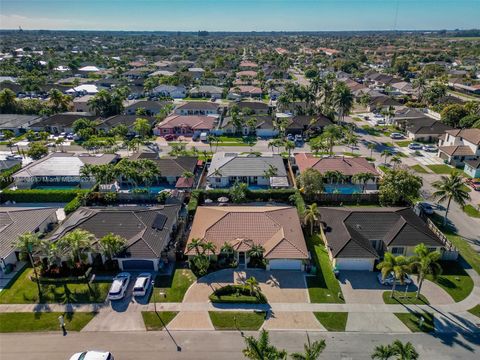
[238,252,245,266]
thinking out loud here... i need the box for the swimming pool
[32,184,80,190]
[248,185,270,190]
[119,184,175,193]
[323,184,363,194]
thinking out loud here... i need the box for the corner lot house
[12,153,118,189]
[207,152,288,188]
[318,207,448,271]
[186,206,308,270]
[49,205,181,271]
[0,208,58,271]
[438,128,480,167]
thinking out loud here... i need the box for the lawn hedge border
[0,189,88,203]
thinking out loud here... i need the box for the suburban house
[219,114,277,137]
[129,152,198,187]
[0,114,42,135]
[294,154,380,192]
[206,152,288,188]
[438,128,480,167]
[0,208,58,271]
[153,115,217,137]
[236,101,271,115]
[49,205,181,271]
[185,206,309,270]
[239,61,258,69]
[236,70,258,78]
[404,118,453,142]
[188,67,205,80]
[227,85,263,100]
[31,112,96,134]
[151,84,186,99]
[96,115,156,134]
[188,85,223,99]
[318,207,448,271]
[174,102,221,116]
[12,153,118,189]
[73,95,95,113]
[284,114,333,136]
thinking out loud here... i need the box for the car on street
[416,202,434,215]
[6,154,22,160]
[422,144,438,152]
[132,273,152,297]
[390,132,404,139]
[466,179,480,191]
[69,351,114,360]
[377,272,413,286]
[108,272,131,301]
[408,142,423,150]
[164,134,177,141]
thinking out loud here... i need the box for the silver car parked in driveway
[108,272,131,301]
[132,273,152,297]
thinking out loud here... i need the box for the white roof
[79,66,100,72]
[55,65,70,72]
[66,84,98,94]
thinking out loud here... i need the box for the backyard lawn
[141,311,178,331]
[151,268,196,303]
[306,234,344,303]
[382,291,429,305]
[208,311,265,330]
[426,260,474,302]
[0,312,96,332]
[314,312,348,331]
[395,311,434,333]
[0,268,110,304]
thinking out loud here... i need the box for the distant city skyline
[1,0,479,32]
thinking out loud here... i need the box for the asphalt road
[1,330,478,360]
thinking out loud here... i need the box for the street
[1,330,479,360]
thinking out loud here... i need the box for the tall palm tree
[332,82,354,122]
[14,233,41,269]
[352,172,375,193]
[187,238,204,255]
[291,334,326,360]
[390,156,402,169]
[376,252,411,298]
[243,329,287,360]
[48,88,71,113]
[381,149,392,165]
[59,229,95,265]
[322,124,344,155]
[99,233,127,260]
[303,203,321,235]
[410,243,442,298]
[432,171,471,226]
[200,241,217,257]
[285,140,295,158]
[367,142,376,158]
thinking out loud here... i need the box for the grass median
[141,311,178,331]
[0,312,96,332]
[314,312,348,331]
[209,311,265,330]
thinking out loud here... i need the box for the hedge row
[0,189,88,203]
[0,163,22,189]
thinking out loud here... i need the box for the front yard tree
[332,82,353,122]
[321,124,344,155]
[14,232,42,296]
[372,340,419,360]
[27,142,48,160]
[291,334,326,360]
[99,233,127,260]
[303,203,321,235]
[379,169,423,206]
[245,276,261,297]
[432,171,471,227]
[133,117,151,138]
[371,344,395,360]
[377,252,411,298]
[242,329,287,360]
[60,229,95,265]
[410,244,442,299]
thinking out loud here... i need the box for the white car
[132,273,152,297]
[377,272,412,286]
[108,272,131,300]
[408,142,423,150]
[69,351,114,360]
[390,132,404,139]
[422,144,438,152]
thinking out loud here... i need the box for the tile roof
[129,153,197,177]
[50,205,180,259]
[295,154,379,177]
[319,207,445,259]
[186,206,308,260]
[34,112,96,127]
[156,115,216,130]
[175,102,220,111]
[446,129,480,145]
[208,152,287,177]
[438,145,475,156]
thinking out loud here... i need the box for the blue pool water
[32,184,80,190]
[119,184,174,193]
[248,185,270,190]
[323,184,363,194]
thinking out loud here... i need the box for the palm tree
[99,233,127,260]
[291,334,326,360]
[432,171,471,226]
[322,124,344,155]
[371,344,395,360]
[247,244,265,260]
[263,164,278,179]
[303,203,320,235]
[187,238,204,255]
[391,340,419,360]
[367,142,377,158]
[59,229,95,265]
[376,252,411,298]
[200,241,217,257]
[332,82,354,122]
[410,243,442,298]
[14,232,42,295]
[285,140,295,158]
[245,276,261,297]
[352,172,375,193]
[390,156,401,169]
[381,149,392,165]
[48,88,71,113]
[243,329,287,360]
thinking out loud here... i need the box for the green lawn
[152,268,196,303]
[463,204,480,218]
[426,164,457,174]
[0,312,96,332]
[467,305,480,318]
[394,312,434,333]
[314,312,348,331]
[306,234,344,303]
[381,142,394,148]
[210,293,265,304]
[378,165,391,173]
[0,268,110,304]
[410,164,429,174]
[141,311,178,331]
[426,260,474,302]
[361,125,381,136]
[209,311,265,330]
[382,291,429,305]
[342,152,360,157]
[396,140,412,147]
[352,117,363,122]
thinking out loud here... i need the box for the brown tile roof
[295,154,380,177]
[186,206,308,260]
[438,145,475,156]
[446,129,480,145]
[156,115,216,130]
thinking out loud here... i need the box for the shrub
[64,195,82,214]
[0,189,87,203]
[0,163,21,189]
[209,284,267,303]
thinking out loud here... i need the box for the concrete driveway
[183,269,308,304]
[338,271,454,305]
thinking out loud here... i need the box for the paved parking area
[167,311,214,330]
[346,312,410,332]
[262,311,325,331]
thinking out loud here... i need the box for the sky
[0,0,479,32]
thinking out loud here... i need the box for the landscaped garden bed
[209,311,265,330]
[209,284,267,304]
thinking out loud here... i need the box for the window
[391,247,404,255]
[427,247,438,253]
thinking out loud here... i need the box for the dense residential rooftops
[295,154,379,177]
[34,112,96,128]
[186,206,308,259]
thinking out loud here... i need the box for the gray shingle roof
[129,153,197,177]
[207,152,287,177]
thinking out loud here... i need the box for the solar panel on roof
[152,214,167,230]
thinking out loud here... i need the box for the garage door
[269,259,302,270]
[121,259,155,270]
[336,258,374,271]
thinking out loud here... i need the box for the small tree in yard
[59,229,95,266]
[245,276,261,297]
[379,169,422,206]
[410,243,442,299]
[243,329,287,360]
[229,181,248,203]
[376,252,411,298]
[303,203,321,235]
[27,142,48,160]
